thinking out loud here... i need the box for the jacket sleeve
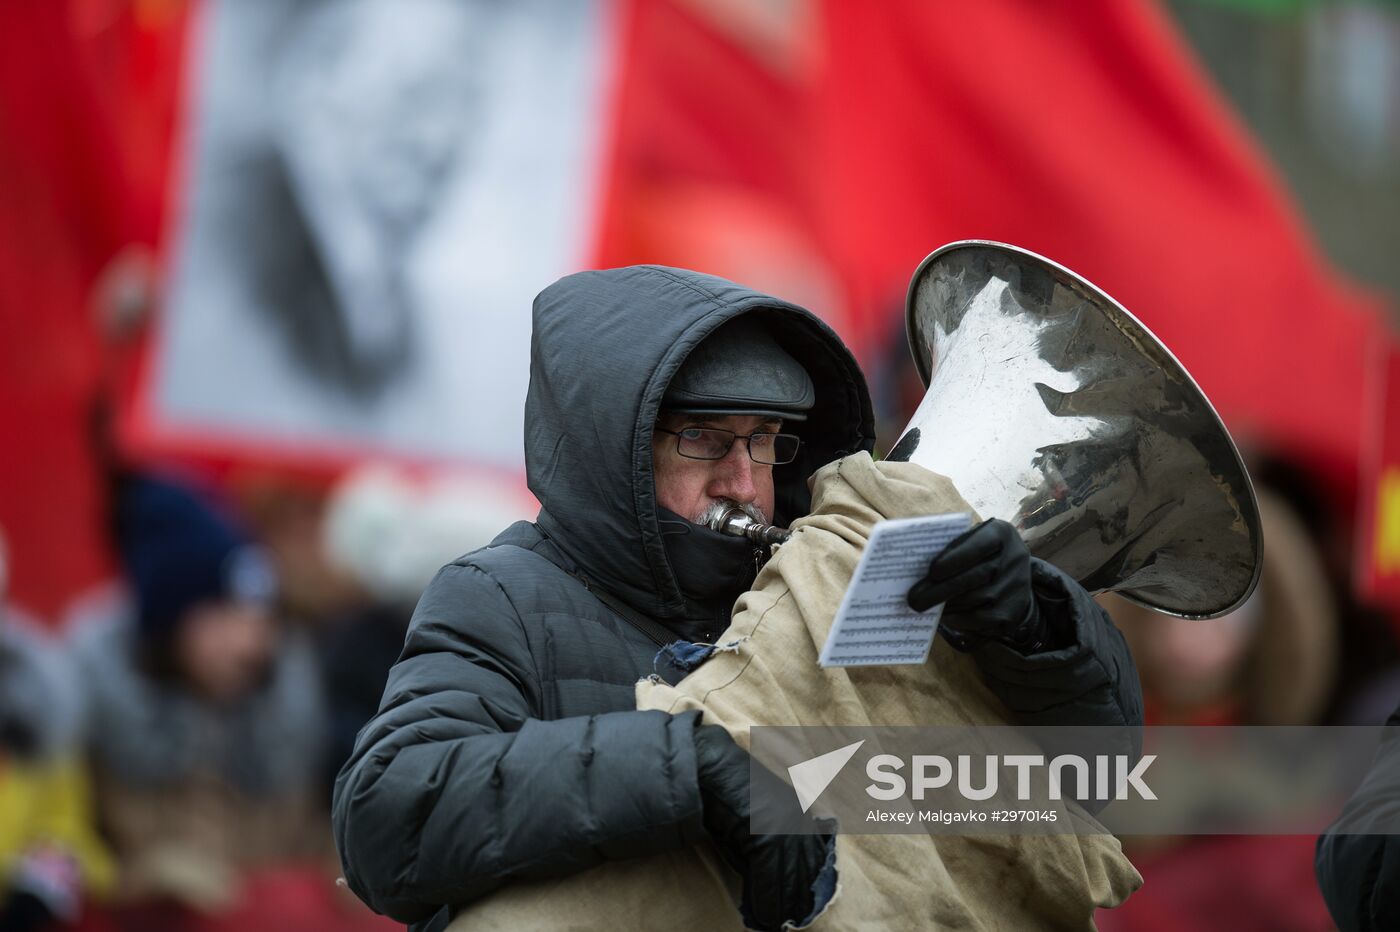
[331,562,707,924]
[1315,709,1400,932]
[967,560,1144,752]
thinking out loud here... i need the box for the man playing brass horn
[332,266,1142,931]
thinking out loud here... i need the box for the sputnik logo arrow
[787,740,865,813]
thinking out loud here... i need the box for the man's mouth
[695,499,768,527]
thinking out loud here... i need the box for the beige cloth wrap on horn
[448,453,1141,931]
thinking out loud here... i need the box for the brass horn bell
[886,241,1261,619]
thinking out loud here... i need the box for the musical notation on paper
[818,512,973,668]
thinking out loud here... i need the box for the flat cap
[663,316,814,421]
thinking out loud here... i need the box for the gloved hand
[906,518,1046,653]
[694,724,831,931]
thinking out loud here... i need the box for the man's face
[652,413,780,525]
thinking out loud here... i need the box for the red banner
[1358,338,1400,607]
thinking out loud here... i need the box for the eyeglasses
[655,427,802,465]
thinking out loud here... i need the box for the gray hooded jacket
[331,266,1142,928]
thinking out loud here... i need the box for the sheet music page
[817,512,973,667]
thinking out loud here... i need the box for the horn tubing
[708,508,792,546]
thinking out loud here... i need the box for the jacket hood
[526,265,874,623]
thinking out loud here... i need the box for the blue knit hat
[115,475,278,641]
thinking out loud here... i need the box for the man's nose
[707,440,758,503]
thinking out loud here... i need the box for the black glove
[906,518,1046,653]
[694,724,831,931]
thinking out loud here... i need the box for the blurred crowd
[0,386,1393,932]
[1092,458,1400,932]
[0,462,527,932]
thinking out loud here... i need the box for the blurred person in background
[0,531,115,930]
[227,472,389,795]
[333,267,1143,931]
[66,474,331,928]
[1251,459,1400,730]
[1096,485,1340,932]
[1109,486,1336,728]
[1314,693,1400,931]
[315,464,532,787]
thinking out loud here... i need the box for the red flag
[806,0,1389,485]
[0,2,190,621]
[592,0,852,333]
[0,5,126,622]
